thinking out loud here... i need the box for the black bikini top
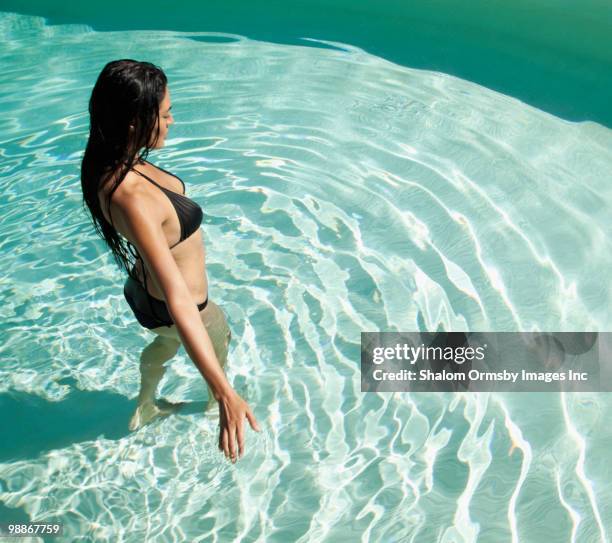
[130,163,203,248]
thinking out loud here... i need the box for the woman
[81,59,259,463]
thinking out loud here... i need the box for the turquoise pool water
[1,8,611,543]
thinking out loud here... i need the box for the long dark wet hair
[81,59,167,279]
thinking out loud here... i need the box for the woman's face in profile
[151,86,174,148]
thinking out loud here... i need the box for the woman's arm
[117,186,260,461]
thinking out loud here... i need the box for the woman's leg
[149,301,232,411]
[198,301,232,411]
[129,334,183,431]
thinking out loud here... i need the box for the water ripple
[1,10,611,543]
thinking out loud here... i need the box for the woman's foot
[129,399,184,431]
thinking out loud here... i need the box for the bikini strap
[131,168,167,191]
[132,165,186,196]
[131,167,187,246]
[140,159,186,194]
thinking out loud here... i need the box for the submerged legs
[130,301,232,428]
[129,334,183,431]
[197,301,232,412]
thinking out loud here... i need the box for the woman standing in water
[81,59,259,463]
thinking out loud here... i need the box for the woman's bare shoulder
[100,170,163,230]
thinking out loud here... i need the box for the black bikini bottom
[123,275,208,330]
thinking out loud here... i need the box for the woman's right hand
[217,389,261,462]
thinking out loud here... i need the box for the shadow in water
[0,376,207,463]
